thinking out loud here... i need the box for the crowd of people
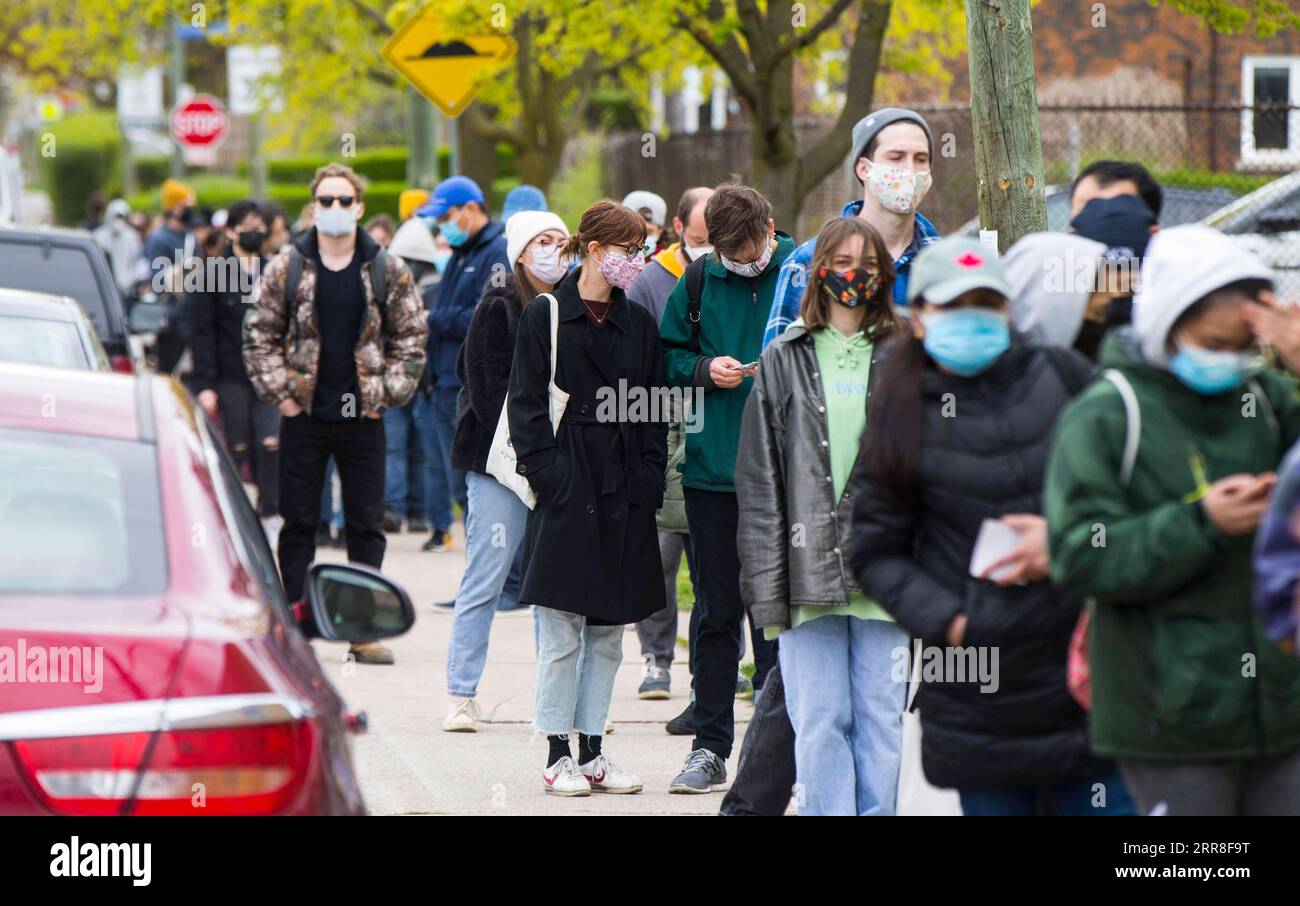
[95,103,1300,814]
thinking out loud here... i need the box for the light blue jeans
[780,616,910,816]
[445,472,529,698]
[533,607,624,737]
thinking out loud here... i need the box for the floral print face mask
[596,247,645,290]
[866,160,933,215]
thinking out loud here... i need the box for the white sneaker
[580,753,642,794]
[605,719,615,734]
[543,756,591,796]
[442,697,480,732]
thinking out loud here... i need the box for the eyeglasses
[315,195,355,208]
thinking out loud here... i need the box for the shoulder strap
[541,292,560,382]
[370,247,388,307]
[285,248,304,319]
[684,255,707,354]
[1102,369,1140,486]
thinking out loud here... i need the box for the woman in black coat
[507,200,668,797]
[849,236,1133,815]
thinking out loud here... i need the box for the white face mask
[316,204,358,237]
[865,160,933,215]
[525,244,567,285]
[684,243,713,262]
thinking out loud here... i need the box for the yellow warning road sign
[381,8,516,118]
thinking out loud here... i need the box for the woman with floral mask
[441,211,569,733]
[736,217,908,814]
[506,200,669,796]
[849,236,1134,815]
[1046,225,1300,816]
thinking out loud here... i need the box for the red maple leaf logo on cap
[956,252,984,269]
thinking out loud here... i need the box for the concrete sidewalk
[311,527,752,815]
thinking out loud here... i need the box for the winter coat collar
[702,232,797,280]
[551,266,631,334]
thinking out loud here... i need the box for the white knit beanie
[1133,225,1273,368]
[505,210,568,266]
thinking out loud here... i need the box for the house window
[1242,56,1300,165]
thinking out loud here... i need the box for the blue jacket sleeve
[762,249,807,350]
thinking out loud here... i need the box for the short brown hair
[800,217,899,340]
[311,162,366,199]
[561,200,647,259]
[705,183,771,256]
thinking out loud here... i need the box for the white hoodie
[1132,225,1273,368]
[1003,232,1107,349]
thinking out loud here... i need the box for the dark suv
[0,225,136,372]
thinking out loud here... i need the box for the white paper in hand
[969,518,1022,583]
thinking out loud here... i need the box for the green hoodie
[1044,329,1300,762]
[660,235,796,492]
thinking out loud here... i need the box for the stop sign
[170,95,228,148]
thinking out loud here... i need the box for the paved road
[310,527,753,815]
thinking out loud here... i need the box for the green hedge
[126,175,407,221]
[41,112,122,225]
[235,146,413,185]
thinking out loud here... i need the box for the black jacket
[506,268,669,623]
[849,335,1110,790]
[737,323,884,630]
[191,246,262,392]
[452,277,522,474]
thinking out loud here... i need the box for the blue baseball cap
[502,184,547,220]
[418,175,486,219]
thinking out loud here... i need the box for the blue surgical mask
[432,249,452,274]
[920,308,1011,377]
[440,212,468,248]
[1169,343,1252,396]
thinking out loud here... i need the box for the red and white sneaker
[542,756,591,797]
[579,753,643,794]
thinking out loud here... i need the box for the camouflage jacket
[242,227,428,416]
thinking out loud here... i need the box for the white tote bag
[486,293,569,510]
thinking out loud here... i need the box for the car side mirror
[305,562,415,643]
[128,301,169,334]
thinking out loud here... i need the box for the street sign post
[170,94,228,168]
[381,8,516,118]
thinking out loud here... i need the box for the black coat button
[518,464,527,474]
[586,504,595,514]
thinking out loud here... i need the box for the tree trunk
[966,0,1047,252]
[458,116,499,208]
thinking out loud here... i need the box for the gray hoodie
[1002,232,1106,350]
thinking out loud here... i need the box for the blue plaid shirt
[762,200,940,350]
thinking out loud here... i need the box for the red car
[0,363,414,815]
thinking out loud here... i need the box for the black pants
[719,664,797,816]
[278,413,386,603]
[218,378,280,517]
[684,487,777,759]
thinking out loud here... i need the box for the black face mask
[237,230,267,253]
[178,206,196,227]
[1073,319,1107,361]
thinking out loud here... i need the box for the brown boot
[349,642,395,665]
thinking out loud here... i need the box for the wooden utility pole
[965,0,1046,252]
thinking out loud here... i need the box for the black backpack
[684,254,707,353]
[283,245,388,317]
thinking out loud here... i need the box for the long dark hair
[801,217,899,341]
[865,328,928,506]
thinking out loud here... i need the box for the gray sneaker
[638,657,671,700]
[669,748,728,794]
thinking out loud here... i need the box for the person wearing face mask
[850,237,1133,815]
[1003,231,1116,361]
[506,200,667,795]
[734,217,909,814]
[438,211,570,733]
[625,186,714,705]
[191,198,280,524]
[658,183,796,794]
[1045,225,1300,816]
[244,162,428,666]
[1069,193,1157,329]
[622,190,669,257]
[145,179,201,373]
[415,176,510,553]
[763,108,941,349]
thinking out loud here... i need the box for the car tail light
[12,721,316,815]
[109,353,135,374]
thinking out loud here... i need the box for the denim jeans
[412,391,453,532]
[533,607,624,737]
[446,472,529,698]
[959,767,1137,816]
[431,385,468,517]
[779,616,910,816]
[383,401,426,517]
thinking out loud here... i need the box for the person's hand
[981,514,1051,585]
[1244,292,1300,373]
[709,356,746,389]
[279,398,303,417]
[364,410,382,419]
[197,389,218,417]
[946,614,968,647]
[1202,473,1276,536]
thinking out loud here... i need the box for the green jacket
[656,394,688,533]
[660,235,796,492]
[1044,329,1300,762]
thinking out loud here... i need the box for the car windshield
[0,242,108,338]
[0,428,166,594]
[0,315,88,368]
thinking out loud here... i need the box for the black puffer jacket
[849,335,1110,790]
[190,247,263,392]
[451,277,522,474]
